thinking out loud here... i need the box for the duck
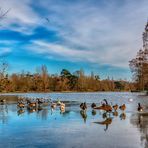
[137,103,143,112]
[112,104,118,111]
[80,102,87,110]
[119,104,126,111]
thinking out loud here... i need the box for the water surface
[0,92,148,148]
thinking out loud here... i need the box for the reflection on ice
[0,92,147,148]
[131,113,148,148]
[94,118,112,131]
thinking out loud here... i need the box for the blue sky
[0,0,148,80]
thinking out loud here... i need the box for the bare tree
[129,21,148,91]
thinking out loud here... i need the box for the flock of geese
[80,99,143,112]
[0,97,145,131]
[79,99,144,131]
[0,96,145,133]
[0,98,144,113]
[17,97,66,113]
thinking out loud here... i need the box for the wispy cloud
[0,0,40,34]
[0,0,147,78]
[28,0,148,68]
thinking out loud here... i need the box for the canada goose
[119,104,126,111]
[112,104,118,111]
[17,103,25,108]
[137,103,143,112]
[28,103,37,108]
[103,99,108,105]
[26,99,37,108]
[91,103,96,108]
[93,104,112,112]
[80,102,87,110]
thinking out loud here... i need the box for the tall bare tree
[129,21,148,91]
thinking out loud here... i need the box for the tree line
[0,65,135,92]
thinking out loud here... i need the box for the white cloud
[0,0,40,34]
[0,0,148,68]
[30,40,94,62]
[30,0,148,68]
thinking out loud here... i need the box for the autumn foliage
[0,65,134,92]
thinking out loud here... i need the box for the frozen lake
[0,92,148,148]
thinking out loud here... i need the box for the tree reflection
[130,113,148,147]
[0,104,9,124]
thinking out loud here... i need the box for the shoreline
[0,91,146,95]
